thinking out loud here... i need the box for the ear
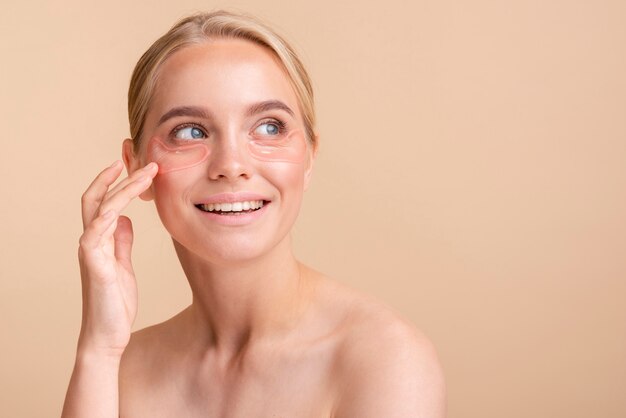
[122,138,155,201]
[303,134,318,191]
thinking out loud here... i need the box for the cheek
[150,174,194,218]
[261,162,306,196]
[152,174,182,196]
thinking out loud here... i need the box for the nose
[206,130,252,181]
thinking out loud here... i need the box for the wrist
[77,329,129,360]
[76,340,126,362]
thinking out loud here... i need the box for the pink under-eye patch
[247,130,308,163]
[147,130,308,174]
[148,137,211,174]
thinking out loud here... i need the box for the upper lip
[195,192,271,205]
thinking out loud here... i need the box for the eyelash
[169,118,288,140]
[258,118,288,135]
[169,122,207,141]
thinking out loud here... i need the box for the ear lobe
[138,185,155,202]
[122,138,155,201]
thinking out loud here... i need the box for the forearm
[61,347,122,418]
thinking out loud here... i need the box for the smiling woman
[61,9,445,418]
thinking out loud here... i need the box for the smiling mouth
[195,200,269,215]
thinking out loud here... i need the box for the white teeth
[199,200,265,213]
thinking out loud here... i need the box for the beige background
[1,0,624,416]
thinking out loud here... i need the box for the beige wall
[1,0,625,416]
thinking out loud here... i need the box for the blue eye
[254,121,282,136]
[174,126,206,140]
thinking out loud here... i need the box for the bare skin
[119,266,445,417]
[62,38,445,418]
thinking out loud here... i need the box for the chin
[172,233,289,267]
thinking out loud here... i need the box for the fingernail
[110,160,121,168]
[143,162,156,170]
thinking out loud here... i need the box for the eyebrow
[245,100,295,118]
[157,100,295,126]
[157,106,209,126]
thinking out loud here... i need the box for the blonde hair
[128,10,317,152]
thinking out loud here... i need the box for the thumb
[113,215,134,270]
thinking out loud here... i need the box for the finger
[113,215,134,271]
[104,162,158,201]
[78,209,118,251]
[81,161,124,229]
[96,173,155,219]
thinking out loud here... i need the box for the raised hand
[76,160,158,357]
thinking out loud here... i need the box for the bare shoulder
[119,312,185,390]
[318,277,446,417]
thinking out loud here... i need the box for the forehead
[149,39,301,118]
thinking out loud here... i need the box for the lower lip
[195,202,270,226]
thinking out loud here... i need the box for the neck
[173,235,314,358]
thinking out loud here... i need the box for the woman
[62,10,445,417]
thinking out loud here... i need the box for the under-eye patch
[148,137,211,174]
[148,131,308,174]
